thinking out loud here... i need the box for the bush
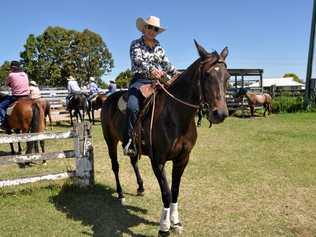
[272,96,305,113]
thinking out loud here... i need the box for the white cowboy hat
[136,16,166,34]
[67,76,76,80]
[89,77,95,82]
[30,80,37,86]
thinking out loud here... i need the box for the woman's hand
[150,68,165,80]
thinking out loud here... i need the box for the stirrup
[123,138,137,156]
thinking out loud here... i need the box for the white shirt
[67,80,81,93]
[29,85,41,99]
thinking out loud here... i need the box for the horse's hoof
[171,223,183,234]
[18,163,26,169]
[137,188,145,196]
[42,160,47,166]
[158,230,170,237]
[119,197,125,205]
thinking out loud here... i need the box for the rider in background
[0,61,30,127]
[65,75,81,109]
[123,15,180,155]
[29,80,41,99]
[87,77,100,101]
[107,80,117,96]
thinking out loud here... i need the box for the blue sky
[0,0,313,82]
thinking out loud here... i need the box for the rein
[156,80,200,109]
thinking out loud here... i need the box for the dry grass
[0,113,316,236]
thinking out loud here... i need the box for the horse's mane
[169,51,220,88]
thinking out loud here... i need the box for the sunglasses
[146,25,160,32]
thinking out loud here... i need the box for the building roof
[249,77,304,88]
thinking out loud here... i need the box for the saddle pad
[90,94,98,103]
[117,93,128,113]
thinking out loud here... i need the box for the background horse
[101,41,229,235]
[67,93,89,125]
[236,88,272,117]
[88,93,107,124]
[197,104,212,128]
[4,98,45,157]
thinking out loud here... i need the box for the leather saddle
[117,84,156,113]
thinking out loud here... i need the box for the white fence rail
[0,122,94,187]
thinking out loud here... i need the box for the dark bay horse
[4,98,45,155]
[236,88,272,117]
[101,41,230,235]
[88,93,107,124]
[67,93,89,125]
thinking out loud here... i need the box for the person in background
[107,80,117,95]
[87,77,100,100]
[123,16,180,155]
[29,80,41,99]
[65,75,81,108]
[0,61,30,127]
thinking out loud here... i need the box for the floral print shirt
[130,36,177,79]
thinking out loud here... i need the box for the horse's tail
[30,102,45,133]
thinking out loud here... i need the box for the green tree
[99,80,109,89]
[20,27,114,87]
[283,73,303,83]
[115,69,132,88]
[0,61,11,86]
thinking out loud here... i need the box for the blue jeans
[0,95,15,123]
[125,78,152,145]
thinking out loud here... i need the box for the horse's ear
[220,47,228,60]
[194,40,209,59]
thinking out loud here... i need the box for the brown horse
[39,98,52,129]
[30,98,52,155]
[88,93,107,124]
[236,88,272,117]
[101,41,229,235]
[4,97,45,155]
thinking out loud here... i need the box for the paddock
[0,113,315,236]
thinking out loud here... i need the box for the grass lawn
[0,113,316,236]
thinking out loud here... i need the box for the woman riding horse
[101,18,229,234]
[0,61,45,156]
[0,61,30,128]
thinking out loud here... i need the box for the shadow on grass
[50,183,157,237]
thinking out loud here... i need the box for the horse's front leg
[75,110,80,123]
[263,104,267,117]
[130,155,144,196]
[69,110,73,126]
[250,105,255,117]
[81,109,85,122]
[87,109,92,124]
[197,109,202,127]
[170,154,189,234]
[106,139,124,200]
[92,109,95,125]
[151,159,171,236]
